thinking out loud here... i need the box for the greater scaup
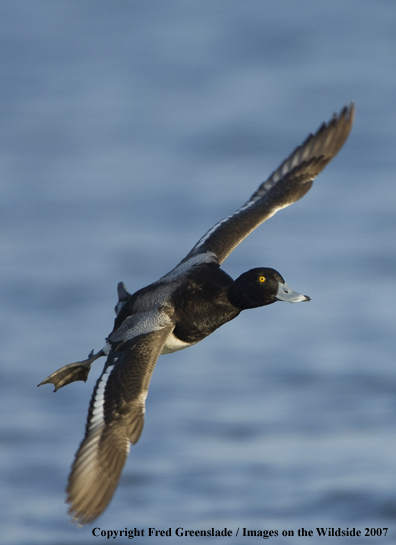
[39,103,354,524]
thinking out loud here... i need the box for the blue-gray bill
[275,281,311,303]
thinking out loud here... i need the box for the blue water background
[1,1,396,543]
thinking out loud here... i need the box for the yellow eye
[259,276,266,283]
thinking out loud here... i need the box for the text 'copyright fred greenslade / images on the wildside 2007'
[91,526,389,539]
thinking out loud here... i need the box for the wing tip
[341,101,355,122]
[330,101,355,138]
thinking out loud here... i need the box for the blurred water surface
[1,1,396,543]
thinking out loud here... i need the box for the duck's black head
[228,267,311,310]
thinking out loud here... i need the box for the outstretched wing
[182,103,354,265]
[66,325,173,526]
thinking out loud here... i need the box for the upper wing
[181,103,354,266]
[66,325,173,526]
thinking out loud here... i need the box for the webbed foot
[38,349,105,392]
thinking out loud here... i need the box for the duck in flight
[39,103,354,525]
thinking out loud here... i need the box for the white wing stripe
[88,365,115,433]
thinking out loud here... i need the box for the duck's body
[39,104,354,525]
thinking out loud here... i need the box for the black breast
[172,263,240,344]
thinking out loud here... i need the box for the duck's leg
[38,349,105,392]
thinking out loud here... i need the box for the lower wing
[66,325,173,525]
